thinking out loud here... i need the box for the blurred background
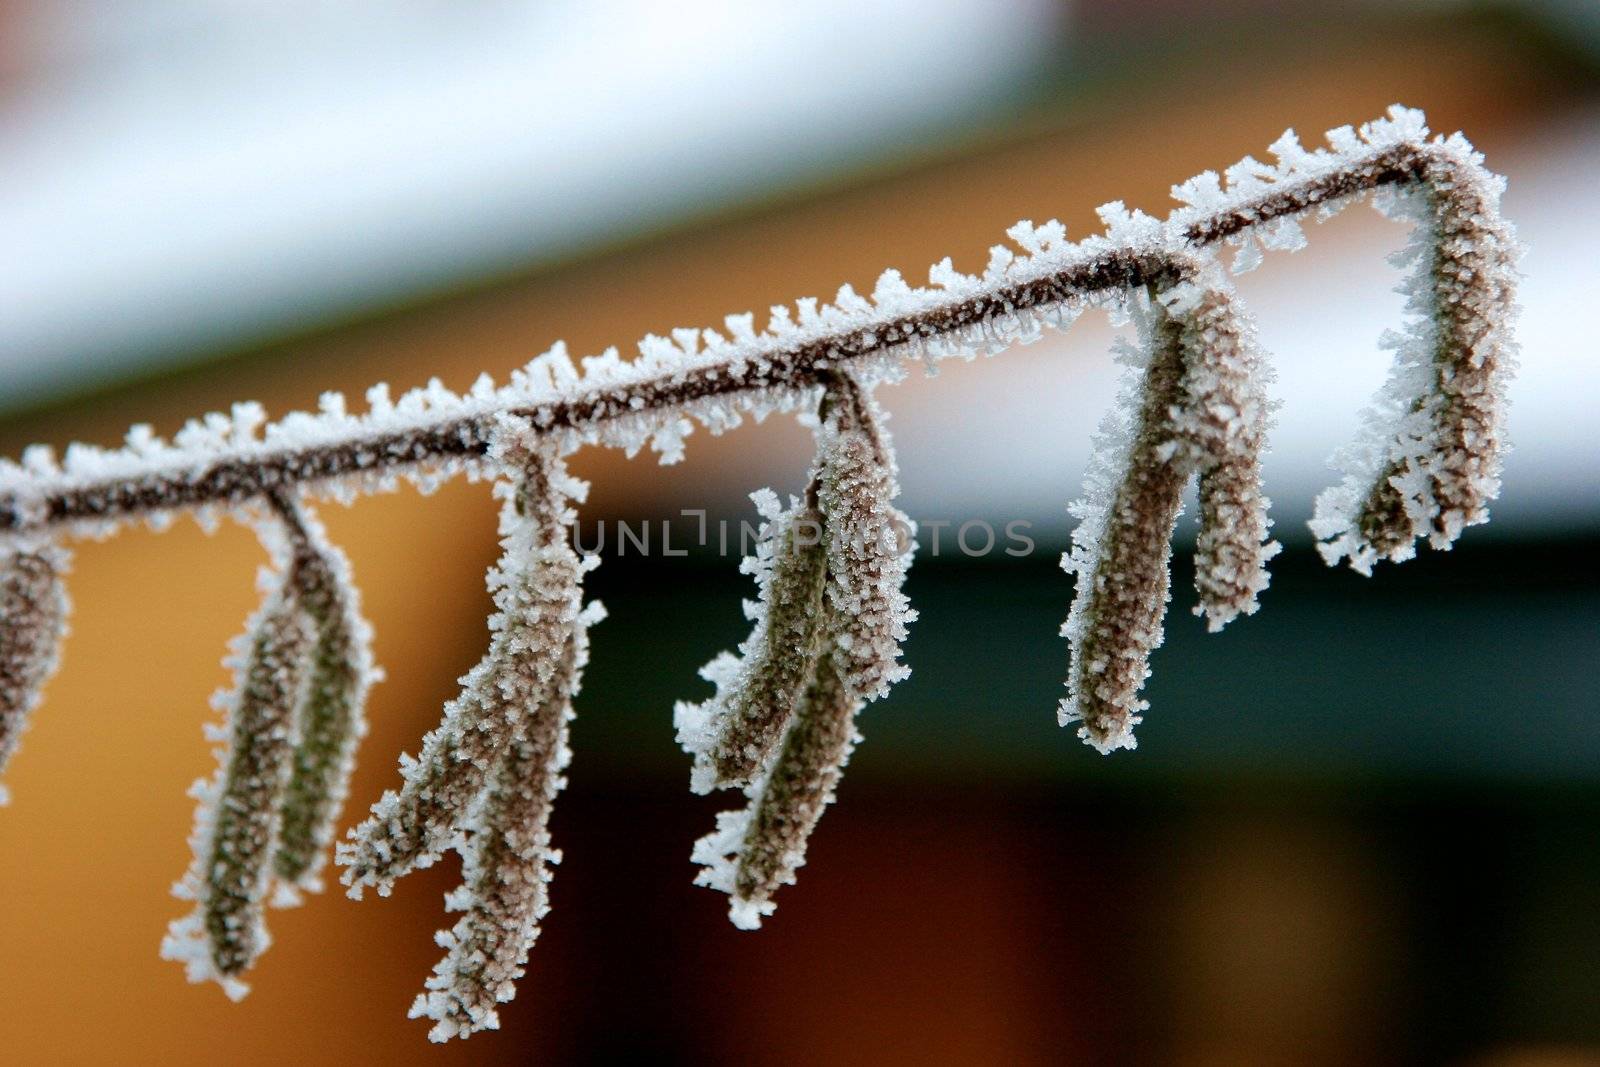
[0,1,1597,1064]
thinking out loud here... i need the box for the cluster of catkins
[0,107,1518,1041]
[162,491,376,998]
[676,372,915,931]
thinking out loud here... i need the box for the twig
[2,132,1449,542]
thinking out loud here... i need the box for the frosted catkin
[163,543,314,998]
[0,547,69,806]
[269,495,376,898]
[731,652,858,922]
[694,651,860,931]
[339,442,590,898]
[686,500,829,793]
[399,420,599,1041]
[687,373,911,928]
[410,621,587,1041]
[815,375,915,703]
[1160,275,1280,631]
[1311,137,1518,573]
[1060,300,1190,753]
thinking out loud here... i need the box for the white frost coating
[0,108,1470,553]
[1309,190,1441,574]
[691,789,777,931]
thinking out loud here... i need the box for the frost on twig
[688,373,912,927]
[163,518,314,999]
[0,114,1512,552]
[0,546,70,806]
[267,494,377,901]
[1310,127,1519,574]
[339,419,596,899]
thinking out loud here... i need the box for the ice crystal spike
[163,522,314,998]
[267,493,377,899]
[0,547,69,806]
[339,423,594,899]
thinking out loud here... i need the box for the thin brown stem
[0,141,1441,537]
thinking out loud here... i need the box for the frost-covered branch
[0,106,1521,1042]
[0,110,1506,550]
